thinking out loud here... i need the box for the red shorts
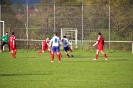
[97,45,103,51]
[10,45,16,50]
[42,45,48,51]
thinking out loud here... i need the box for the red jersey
[9,35,16,46]
[42,40,49,50]
[97,35,104,51]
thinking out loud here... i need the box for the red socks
[51,53,61,62]
[58,53,61,62]
[95,53,108,59]
[12,51,16,58]
[66,53,70,58]
[38,51,42,55]
[68,47,72,52]
[104,54,108,58]
[51,53,54,61]
[95,54,98,59]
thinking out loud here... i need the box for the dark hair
[12,32,15,35]
[63,36,66,38]
[54,32,57,36]
[98,32,101,35]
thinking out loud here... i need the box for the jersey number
[54,38,58,43]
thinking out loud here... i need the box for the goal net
[61,28,78,49]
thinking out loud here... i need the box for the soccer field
[0,50,133,88]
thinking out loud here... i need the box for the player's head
[54,32,57,36]
[63,36,66,38]
[46,37,49,41]
[6,32,8,35]
[12,32,15,35]
[98,32,101,36]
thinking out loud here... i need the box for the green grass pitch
[0,50,133,88]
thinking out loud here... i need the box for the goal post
[0,21,4,37]
[61,28,78,49]
[0,21,5,51]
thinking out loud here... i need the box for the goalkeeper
[0,32,10,52]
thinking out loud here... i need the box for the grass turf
[0,50,133,88]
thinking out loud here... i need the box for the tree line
[0,0,133,49]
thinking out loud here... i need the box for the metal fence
[0,2,133,51]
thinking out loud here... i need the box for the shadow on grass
[0,73,52,76]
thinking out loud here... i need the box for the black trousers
[1,42,10,51]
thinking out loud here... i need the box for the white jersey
[61,38,69,47]
[50,36,60,47]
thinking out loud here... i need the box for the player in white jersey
[49,32,61,63]
[61,36,72,58]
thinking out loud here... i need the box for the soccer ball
[70,54,74,57]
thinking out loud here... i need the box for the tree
[1,0,25,39]
[14,2,24,14]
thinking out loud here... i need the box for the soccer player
[0,32,10,52]
[61,36,72,58]
[38,37,50,55]
[93,32,108,60]
[9,32,17,58]
[49,32,61,63]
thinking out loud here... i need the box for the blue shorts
[63,46,69,52]
[51,46,60,52]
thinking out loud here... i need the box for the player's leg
[13,46,17,58]
[101,50,108,60]
[56,47,61,62]
[56,52,61,62]
[51,46,55,62]
[93,50,99,60]
[11,50,14,58]
[68,46,72,52]
[10,45,15,58]
[51,52,54,62]
[13,50,17,58]
[1,42,6,51]
[95,50,99,59]
[64,46,70,58]
[38,50,44,55]
[38,45,45,55]
[47,47,52,57]
[12,46,17,58]
[7,42,10,52]
[66,52,70,58]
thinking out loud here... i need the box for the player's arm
[13,39,15,48]
[66,39,69,46]
[14,37,17,47]
[47,42,50,47]
[93,36,100,46]
[93,41,98,46]
[8,36,10,43]
[58,39,61,47]
[49,39,53,48]
[0,36,4,40]
[60,38,63,46]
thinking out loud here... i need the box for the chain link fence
[0,2,133,51]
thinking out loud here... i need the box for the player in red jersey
[9,32,16,58]
[93,32,108,60]
[38,38,50,55]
